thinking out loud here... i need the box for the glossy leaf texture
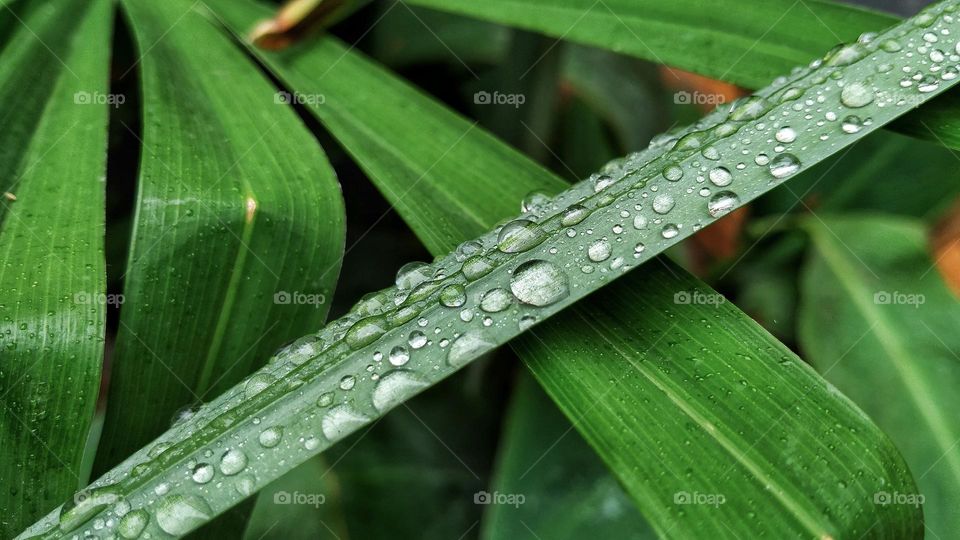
[210,0,930,537]
[23,1,960,537]
[405,0,960,148]
[798,215,960,537]
[0,0,112,535]
[93,0,346,475]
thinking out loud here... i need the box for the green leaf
[0,0,112,535]
[92,0,346,477]
[405,0,960,147]
[482,371,652,540]
[27,1,960,536]
[798,215,960,537]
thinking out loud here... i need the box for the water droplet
[561,204,591,226]
[769,153,801,179]
[728,96,770,121]
[587,239,612,262]
[116,509,149,539]
[652,194,675,214]
[840,82,874,108]
[708,191,741,217]
[497,219,547,253]
[345,316,387,349]
[318,392,335,407]
[448,330,495,367]
[462,255,494,281]
[339,375,356,390]
[510,260,569,307]
[841,115,864,133]
[709,167,733,187]
[880,39,902,52]
[259,426,283,448]
[661,224,679,239]
[918,74,940,92]
[191,463,214,484]
[408,330,427,349]
[372,370,429,412]
[633,243,646,257]
[662,164,683,181]
[593,174,616,192]
[389,345,410,366]
[321,405,370,440]
[518,315,537,331]
[155,494,212,536]
[396,261,431,290]
[775,126,797,143]
[438,284,466,308]
[244,373,276,399]
[219,448,248,476]
[521,191,550,213]
[755,153,770,166]
[480,288,513,313]
[633,214,648,230]
[823,43,864,66]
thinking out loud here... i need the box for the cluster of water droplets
[24,2,960,538]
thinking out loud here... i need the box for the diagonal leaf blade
[0,0,112,535]
[92,0,346,476]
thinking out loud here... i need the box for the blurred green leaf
[482,371,652,540]
[798,215,960,537]
[0,0,111,535]
[94,0,346,477]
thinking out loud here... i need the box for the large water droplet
[587,239,612,262]
[117,509,149,539]
[728,96,769,121]
[497,219,547,253]
[840,82,874,108]
[339,375,356,390]
[389,345,410,366]
[480,288,513,313]
[769,153,801,179]
[661,224,679,239]
[775,126,797,143]
[155,494,212,536]
[708,167,733,187]
[244,373,276,399]
[372,370,429,412]
[823,43,864,66]
[652,194,675,214]
[510,260,569,307]
[321,405,370,440]
[254,423,282,447]
[561,204,591,226]
[395,261,432,290]
[219,448,248,476]
[521,191,550,213]
[448,330,495,367]
[191,463,214,484]
[408,330,427,349]
[345,315,387,349]
[841,115,864,133]
[662,164,684,181]
[708,191,741,217]
[462,255,494,281]
[918,74,940,92]
[438,284,466,308]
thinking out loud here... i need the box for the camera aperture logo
[673,289,725,307]
[673,491,726,507]
[474,90,526,109]
[474,490,525,508]
[74,91,125,108]
[874,491,924,508]
[273,490,326,508]
[274,290,326,308]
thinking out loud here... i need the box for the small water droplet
[321,405,371,440]
[339,375,356,390]
[408,330,427,349]
[389,345,410,366]
[510,260,569,307]
[918,74,940,92]
[708,191,741,218]
[155,494,212,536]
[438,284,466,308]
[497,219,547,253]
[219,449,248,476]
[708,167,733,187]
[480,288,513,313]
[661,224,679,239]
[587,239,612,262]
[662,164,683,181]
[769,153,801,179]
[775,126,797,143]
[561,204,591,226]
[841,115,864,133]
[395,261,431,290]
[652,194,675,214]
[840,81,874,108]
[372,370,429,412]
[191,463,214,484]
